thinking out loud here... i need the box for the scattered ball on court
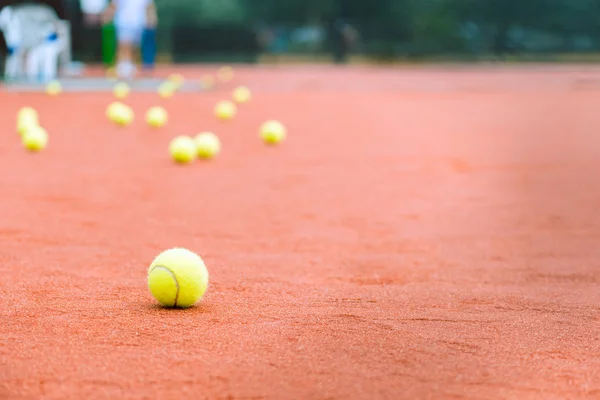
[217,66,234,82]
[18,106,38,123]
[232,86,251,104]
[158,81,176,98]
[114,105,134,127]
[106,101,124,120]
[22,126,48,152]
[260,120,287,145]
[214,100,237,121]
[145,106,168,128]
[113,82,130,99]
[194,132,221,159]
[167,73,185,89]
[169,135,197,164]
[147,247,209,308]
[45,80,62,96]
[17,115,39,136]
[106,101,133,126]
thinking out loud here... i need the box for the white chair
[25,20,71,82]
[0,6,24,80]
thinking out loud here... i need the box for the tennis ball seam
[149,265,180,307]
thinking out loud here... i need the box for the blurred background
[3,0,600,72]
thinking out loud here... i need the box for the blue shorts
[115,25,144,44]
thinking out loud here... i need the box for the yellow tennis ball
[232,86,251,104]
[113,104,134,127]
[146,106,168,128]
[18,106,38,123]
[217,66,234,82]
[113,82,130,99]
[194,132,221,159]
[168,73,185,88]
[17,115,39,136]
[106,101,124,120]
[158,81,176,98]
[214,100,237,121]
[169,135,197,164]
[260,120,287,145]
[45,80,62,96]
[22,126,48,152]
[147,247,209,308]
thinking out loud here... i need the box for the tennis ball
[201,74,215,89]
[168,73,185,88]
[217,66,234,82]
[113,104,134,127]
[106,101,125,120]
[158,81,176,98]
[169,135,197,164]
[232,86,251,104]
[146,106,168,128]
[147,247,209,308]
[194,132,221,159]
[22,126,48,152]
[114,82,130,99]
[260,120,287,145]
[18,106,38,123]
[214,100,236,121]
[45,80,62,96]
[17,115,39,136]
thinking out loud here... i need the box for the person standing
[102,0,157,79]
[326,0,358,64]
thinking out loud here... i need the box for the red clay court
[1,65,599,399]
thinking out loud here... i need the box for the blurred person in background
[326,0,358,64]
[80,0,107,63]
[102,0,156,79]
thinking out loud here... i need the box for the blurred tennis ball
[158,81,176,98]
[201,74,215,89]
[169,135,197,164]
[146,106,168,128]
[106,101,125,120]
[260,120,286,145]
[214,100,236,121]
[194,132,221,159]
[232,86,251,104]
[217,66,234,82]
[17,114,39,136]
[114,106,134,127]
[22,126,48,152]
[168,73,185,89]
[114,82,130,99]
[45,80,62,96]
[18,106,38,123]
[106,101,134,127]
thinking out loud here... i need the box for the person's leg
[115,25,141,78]
[140,26,156,75]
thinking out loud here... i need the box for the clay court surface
[1,64,599,399]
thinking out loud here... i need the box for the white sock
[116,61,136,79]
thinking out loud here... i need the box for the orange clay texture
[0,65,599,399]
